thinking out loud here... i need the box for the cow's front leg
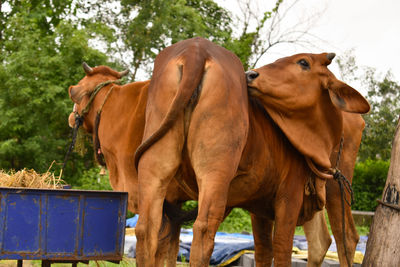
[153,216,181,267]
[273,176,305,267]
[251,213,274,266]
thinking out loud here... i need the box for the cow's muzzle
[245,70,259,83]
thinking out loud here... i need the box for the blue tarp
[125,216,368,265]
[126,214,139,228]
[177,229,254,264]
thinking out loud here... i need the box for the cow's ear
[328,79,370,114]
[262,100,342,171]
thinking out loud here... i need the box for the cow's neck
[82,84,115,133]
[92,82,148,159]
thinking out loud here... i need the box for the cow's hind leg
[187,113,247,266]
[185,61,248,266]
[251,213,274,267]
[326,180,359,267]
[303,209,332,267]
[135,123,184,266]
[189,172,231,266]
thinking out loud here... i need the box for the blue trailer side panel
[3,193,41,253]
[82,197,121,256]
[46,194,80,254]
[0,188,127,261]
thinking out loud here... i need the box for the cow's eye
[297,59,310,70]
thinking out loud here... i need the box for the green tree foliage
[218,208,252,233]
[226,0,284,70]
[84,0,287,77]
[74,166,113,190]
[360,70,400,161]
[336,51,400,161]
[336,52,399,210]
[0,0,74,42]
[353,160,389,211]
[182,201,252,233]
[85,0,233,79]
[0,1,112,183]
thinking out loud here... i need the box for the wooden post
[363,119,400,266]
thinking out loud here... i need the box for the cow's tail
[134,49,207,169]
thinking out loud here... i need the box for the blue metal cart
[0,187,128,266]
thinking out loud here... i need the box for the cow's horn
[326,53,336,61]
[82,62,93,74]
[118,69,129,78]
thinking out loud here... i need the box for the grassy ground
[217,207,371,236]
[294,224,369,236]
[294,213,370,236]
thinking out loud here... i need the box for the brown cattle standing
[68,65,145,213]
[134,37,249,266]
[135,37,370,265]
[67,65,193,267]
[246,53,369,266]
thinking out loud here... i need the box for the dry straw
[0,161,66,189]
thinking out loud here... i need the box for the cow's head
[246,53,369,170]
[68,63,129,129]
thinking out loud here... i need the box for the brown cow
[246,53,369,266]
[68,65,146,213]
[67,64,193,267]
[135,38,369,266]
[134,37,249,266]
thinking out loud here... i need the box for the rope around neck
[81,79,121,116]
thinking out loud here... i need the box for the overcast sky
[217,0,400,92]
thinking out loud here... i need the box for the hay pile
[0,167,66,189]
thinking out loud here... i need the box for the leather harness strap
[93,85,115,166]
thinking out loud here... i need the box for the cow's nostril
[249,73,259,79]
[245,70,259,83]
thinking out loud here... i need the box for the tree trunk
[363,118,400,266]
